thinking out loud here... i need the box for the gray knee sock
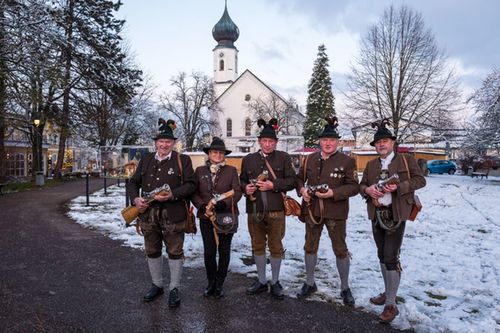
[270,257,282,284]
[147,257,163,288]
[168,259,183,291]
[380,263,388,293]
[385,270,400,305]
[305,253,317,286]
[336,257,350,291]
[254,255,267,284]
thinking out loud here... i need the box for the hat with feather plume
[257,118,279,140]
[153,118,177,140]
[318,116,341,139]
[370,118,396,146]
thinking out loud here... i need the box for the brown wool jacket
[191,164,243,219]
[127,151,196,223]
[359,153,426,221]
[240,150,297,213]
[297,151,359,220]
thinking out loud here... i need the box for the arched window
[219,59,224,71]
[226,118,232,137]
[245,118,251,136]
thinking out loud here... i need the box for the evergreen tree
[303,44,335,147]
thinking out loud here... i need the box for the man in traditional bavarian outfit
[127,118,195,307]
[359,119,426,323]
[296,117,359,305]
[240,118,297,300]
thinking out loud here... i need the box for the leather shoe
[297,283,317,299]
[370,292,386,305]
[270,281,284,300]
[168,288,181,308]
[143,284,164,302]
[246,281,269,295]
[204,280,216,297]
[340,288,355,306]
[379,304,399,323]
[215,287,224,298]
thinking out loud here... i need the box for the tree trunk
[0,4,7,182]
[53,0,74,179]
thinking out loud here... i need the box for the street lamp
[33,116,44,186]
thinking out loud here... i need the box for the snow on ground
[68,174,500,333]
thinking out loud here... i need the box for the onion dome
[212,2,239,48]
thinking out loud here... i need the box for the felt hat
[203,137,232,155]
[257,118,279,140]
[153,118,177,140]
[318,116,341,139]
[370,118,397,146]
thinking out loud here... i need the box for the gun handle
[371,197,382,207]
[205,201,215,218]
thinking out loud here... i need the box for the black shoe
[246,281,269,295]
[297,282,317,299]
[143,284,164,302]
[270,281,284,300]
[168,288,181,308]
[340,288,355,306]
[215,287,224,298]
[204,280,216,297]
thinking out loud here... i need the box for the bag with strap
[214,198,239,234]
[402,155,422,221]
[177,153,197,234]
[263,157,302,217]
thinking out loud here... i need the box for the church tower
[212,1,239,98]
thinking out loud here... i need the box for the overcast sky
[117,0,499,114]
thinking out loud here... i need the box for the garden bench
[470,169,489,179]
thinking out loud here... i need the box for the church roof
[212,1,239,49]
[215,69,289,105]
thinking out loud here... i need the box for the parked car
[427,159,457,175]
[475,156,500,170]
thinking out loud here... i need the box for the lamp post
[33,117,44,186]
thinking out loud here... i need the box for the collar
[379,151,395,164]
[155,151,172,162]
[259,150,275,158]
[320,150,337,160]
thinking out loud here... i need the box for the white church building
[210,3,304,153]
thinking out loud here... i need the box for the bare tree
[465,68,500,154]
[159,71,218,151]
[345,5,461,143]
[247,94,303,136]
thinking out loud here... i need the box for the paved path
[0,179,411,332]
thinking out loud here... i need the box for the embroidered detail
[168,168,174,175]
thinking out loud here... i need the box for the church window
[245,118,251,136]
[245,94,251,101]
[226,118,232,137]
[219,60,224,71]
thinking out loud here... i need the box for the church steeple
[212,1,239,98]
[212,1,239,49]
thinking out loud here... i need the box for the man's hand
[154,191,173,202]
[365,185,384,199]
[315,188,334,199]
[382,183,397,193]
[300,187,311,203]
[134,197,149,213]
[256,180,274,192]
[245,183,257,196]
